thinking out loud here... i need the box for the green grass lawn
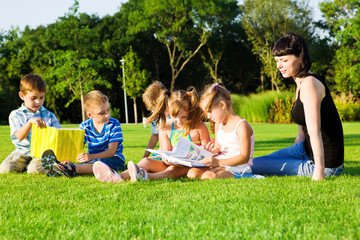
[0,123,359,239]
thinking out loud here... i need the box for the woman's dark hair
[272,32,311,78]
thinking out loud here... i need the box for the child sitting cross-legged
[93,87,210,182]
[41,90,125,177]
[187,83,265,180]
[0,74,61,174]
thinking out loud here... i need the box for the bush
[232,91,295,123]
[269,95,295,123]
[333,93,360,121]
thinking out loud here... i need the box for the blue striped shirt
[79,117,125,162]
[9,104,61,155]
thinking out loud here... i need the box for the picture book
[146,137,212,167]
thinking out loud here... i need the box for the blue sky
[0,0,323,32]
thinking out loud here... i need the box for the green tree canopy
[241,0,313,91]
[321,0,360,97]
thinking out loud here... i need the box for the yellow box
[30,125,85,163]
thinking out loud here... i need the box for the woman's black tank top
[291,73,344,168]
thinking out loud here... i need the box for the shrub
[333,93,360,121]
[269,95,295,123]
[232,91,295,123]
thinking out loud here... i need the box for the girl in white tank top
[187,83,264,180]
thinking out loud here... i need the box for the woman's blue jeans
[251,141,344,177]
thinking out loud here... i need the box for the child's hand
[200,156,220,168]
[204,142,221,156]
[76,153,91,163]
[29,118,46,128]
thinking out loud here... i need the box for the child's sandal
[41,149,61,177]
[52,162,78,178]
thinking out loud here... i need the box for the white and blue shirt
[9,104,61,155]
[79,117,125,162]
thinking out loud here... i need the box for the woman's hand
[312,166,325,181]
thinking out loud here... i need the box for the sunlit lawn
[0,122,359,239]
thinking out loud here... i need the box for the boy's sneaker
[41,149,61,177]
[93,161,123,183]
[128,161,148,182]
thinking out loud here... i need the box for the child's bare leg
[201,167,234,180]
[75,164,94,174]
[147,165,189,180]
[55,162,94,175]
[187,167,210,179]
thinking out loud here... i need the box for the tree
[128,0,238,91]
[320,0,360,97]
[120,46,150,124]
[200,1,240,83]
[241,0,313,91]
[43,1,114,122]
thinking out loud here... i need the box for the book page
[173,137,212,160]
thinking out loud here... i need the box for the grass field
[0,122,359,239]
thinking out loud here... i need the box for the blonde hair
[20,74,46,94]
[143,81,170,126]
[200,83,232,114]
[200,83,232,133]
[168,87,202,136]
[84,90,109,112]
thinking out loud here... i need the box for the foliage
[232,91,295,123]
[1,123,360,239]
[269,95,295,123]
[320,0,360,98]
[42,2,114,121]
[127,0,238,91]
[120,46,150,124]
[241,0,313,91]
[333,93,360,122]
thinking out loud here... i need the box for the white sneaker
[128,161,148,182]
[93,161,123,183]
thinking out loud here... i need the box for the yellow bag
[30,125,85,163]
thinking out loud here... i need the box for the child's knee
[0,153,29,173]
[27,158,45,174]
[187,168,202,178]
[201,171,216,180]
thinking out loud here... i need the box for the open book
[146,137,212,167]
[30,125,85,163]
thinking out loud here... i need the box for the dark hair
[272,32,311,78]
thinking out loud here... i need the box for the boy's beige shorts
[0,151,45,174]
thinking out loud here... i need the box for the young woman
[251,32,344,181]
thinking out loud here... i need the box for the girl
[93,87,211,182]
[141,81,170,158]
[187,83,264,180]
[251,33,344,180]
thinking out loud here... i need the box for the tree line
[0,0,358,124]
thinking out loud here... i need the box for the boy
[0,74,61,174]
[41,90,125,177]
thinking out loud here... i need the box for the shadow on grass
[342,161,360,176]
[254,137,294,151]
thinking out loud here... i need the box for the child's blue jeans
[89,156,125,171]
[251,141,344,177]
